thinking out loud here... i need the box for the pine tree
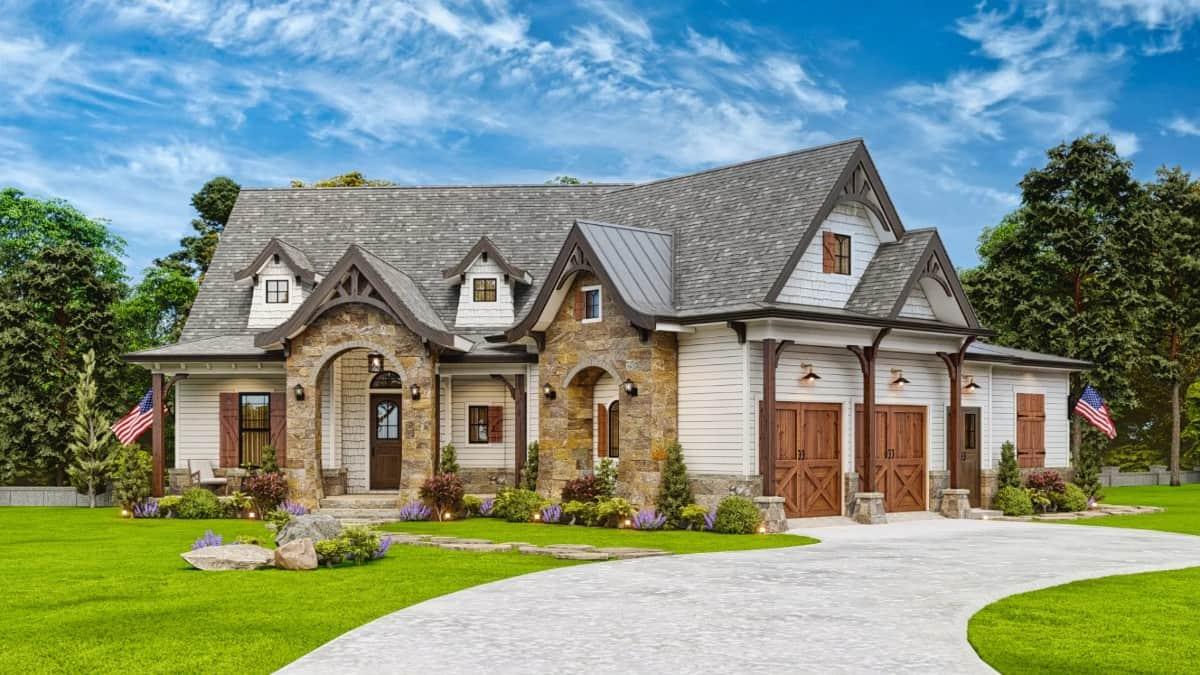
[522,442,539,490]
[66,350,114,508]
[656,441,693,528]
[439,443,459,474]
[998,441,1021,490]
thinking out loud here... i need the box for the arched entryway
[564,365,623,476]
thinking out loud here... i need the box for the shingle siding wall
[339,348,371,492]
[453,257,515,328]
[246,259,309,329]
[898,286,937,320]
[776,204,881,307]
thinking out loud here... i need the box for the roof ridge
[602,138,864,196]
[239,183,631,192]
[575,219,672,237]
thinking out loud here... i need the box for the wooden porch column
[433,373,441,473]
[514,374,527,482]
[760,339,778,497]
[937,337,976,493]
[849,328,890,493]
[151,372,165,498]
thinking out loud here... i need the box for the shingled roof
[846,230,937,318]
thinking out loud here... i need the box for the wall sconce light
[410,383,421,401]
[622,378,638,396]
[542,383,557,400]
[963,376,981,393]
[801,363,821,383]
[367,352,384,373]
[891,369,910,387]
[293,383,305,400]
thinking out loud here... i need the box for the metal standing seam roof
[575,220,674,316]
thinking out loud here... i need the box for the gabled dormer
[442,237,532,329]
[234,239,321,330]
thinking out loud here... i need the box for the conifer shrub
[998,441,1021,489]
[522,442,540,490]
[439,443,460,474]
[656,440,693,528]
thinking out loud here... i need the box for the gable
[897,284,936,320]
[453,254,516,329]
[775,203,884,308]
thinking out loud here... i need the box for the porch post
[761,339,778,497]
[849,328,889,493]
[151,372,165,498]
[514,374,527,483]
[938,337,976,493]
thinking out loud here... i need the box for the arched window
[370,370,403,389]
[607,400,619,458]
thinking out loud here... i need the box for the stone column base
[322,468,348,496]
[850,492,887,525]
[940,488,971,519]
[753,496,787,533]
[928,470,950,512]
[167,468,192,495]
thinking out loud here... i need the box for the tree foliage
[158,176,240,279]
[655,440,693,528]
[290,171,393,188]
[0,188,125,283]
[66,350,114,507]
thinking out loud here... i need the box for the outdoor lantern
[891,369,910,387]
[543,383,557,400]
[293,383,305,401]
[367,352,384,373]
[964,376,982,393]
[622,378,638,396]
[410,383,421,401]
[801,363,821,383]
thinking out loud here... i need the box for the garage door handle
[799,449,806,460]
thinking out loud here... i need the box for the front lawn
[379,518,817,554]
[969,485,1200,674]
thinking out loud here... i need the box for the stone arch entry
[564,365,622,476]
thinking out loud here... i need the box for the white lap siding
[448,376,514,470]
[677,325,748,474]
[173,375,286,469]
[525,366,539,446]
[340,348,371,492]
[592,374,619,457]
[989,367,1070,468]
[775,204,886,308]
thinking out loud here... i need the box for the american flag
[111,389,156,445]
[1074,385,1117,439]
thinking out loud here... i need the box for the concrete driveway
[281,519,1200,674]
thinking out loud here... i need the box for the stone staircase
[318,494,404,525]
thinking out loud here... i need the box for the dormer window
[265,279,289,304]
[823,231,852,275]
[473,278,497,302]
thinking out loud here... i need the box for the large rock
[182,544,274,571]
[276,514,342,547]
[275,538,318,570]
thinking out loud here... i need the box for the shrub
[679,503,710,530]
[1054,483,1089,512]
[397,501,432,521]
[314,538,350,567]
[522,442,540,490]
[157,495,182,516]
[109,444,152,508]
[191,530,223,549]
[264,509,292,530]
[993,485,1034,516]
[540,503,563,524]
[176,488,223,519]
[419,473,465,520]
[478,497,495,517]
[595,497,635,527]
[1026,469,1065,494]
[245,471,289,513]
[233,535,260,545]
[463,495,482,516]
[632,508,667,530]
[492,488,546,522]
[258,445,280,474]
[222,491,254,517]
[1073,443,1104,501]
[998,441,1021,489]
[132,499,159,518]
[562,500,596,526]
[439,443,460,474]
[713,496,760,534]
[561,476,601,503]
[656,440,693,528]
[314,527,384,567]
[595,458,617,498]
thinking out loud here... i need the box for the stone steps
[319,495,400,510]
[967,509,1003,520]
[318,508,404,524]
[381,532,670,560]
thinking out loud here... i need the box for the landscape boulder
[275,514,342,547]
[182,544,275,571]
[274,538,318,570]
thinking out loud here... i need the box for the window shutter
[219,393,239,468]
[1016,393,1046,468]
[596,403,608,457]
[822,231,837,274]
[487,405,504,443]
[270,393,288,468]
[574,289,585,320]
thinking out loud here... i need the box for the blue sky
[3,1,1200,279]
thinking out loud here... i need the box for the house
[125,139,1087,518]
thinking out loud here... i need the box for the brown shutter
[270,393,288,468]
[219,393,239,468]
[822,231,837,274]
[574,289,585,320]
[1016,393,1046,468]
[596,403,608,457]
[487,405,503,443]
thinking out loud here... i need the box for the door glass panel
[376,400,399,440]
[964,412,979,451]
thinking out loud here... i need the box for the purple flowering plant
[280,500,309,516]
[632,508,667,530]
[373,535,393,559]
[191,530,223,550]
[132,499,159,519]
[398,500,432,521]
[478,498,495,517]
[703,507,717,532]
[540,503,563,524]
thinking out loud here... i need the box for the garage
[770,402,842,518]
[855,404,927,512]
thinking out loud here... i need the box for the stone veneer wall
[537,272,678,506]
[689,474,761,510]
[458,468,517,495]
[927,470,950,512]
[286,304,437,506]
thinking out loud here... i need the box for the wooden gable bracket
[531,331,547,352]
[728,321,747,344]
[491,374,517,400]
[775,339,794,362]
[635,325,651,343]
[282,338,292,359]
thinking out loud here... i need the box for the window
[964,412,979,451]
[239,393,271,466]
[833,234,851,275]
[607,401,619,458]
[370,371,404,389]
[265,279,289,303]
[468,405,489,444]
[375,400,399,440]
[473,277,497,302]
[583,287,601,321]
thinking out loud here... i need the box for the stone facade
[458,467,517,495]
[979,469,998,509]
[927,470,950,512]
[537,272,678,506]
[286,304,437,506]
[754,496,786,533]
[689,474,761,509]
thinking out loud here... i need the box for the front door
[856,405,927,512]
[950,407,982,507]
[370,394,402,490]
[773,402,842,518]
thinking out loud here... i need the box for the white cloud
[760,56,846,114]
[685,27,739,64]
[577,0,652,41]
[1166,115,1200,136]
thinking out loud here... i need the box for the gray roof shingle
[845,230,936,318]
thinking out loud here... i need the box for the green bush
[562,500,597,526]
[109,444,152,508]
[595,497,635,527]
[713,495,760,534]
[439,443,460,474]
[680,503,710,530]
[993,485,1034,516]
[314,538,351,567]
[1054,483,1089,512]
[595,458,617,498]
[492,488,546,522]
[462,495,482,516]
[156,495,182,515]
[1074,443,1104,500]
[264,508,292,530]
[176,488,223,519]
[656,440,693,528]
[258,445,279,474]
[313,526,383,567]
[998,441,1021,489]
[522,442,540,491]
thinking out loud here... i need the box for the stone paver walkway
[281,519,1200,674]
[384,532,669,560]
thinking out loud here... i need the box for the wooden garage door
[855,405,927,512]
[773,402,842,518]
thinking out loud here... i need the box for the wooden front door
[856,404,927,512]
[950,407,982,507]
[370,394,402,490]
[773,402,842,518]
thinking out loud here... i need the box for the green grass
[970,484,1200,674]
[378,518,817,554]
